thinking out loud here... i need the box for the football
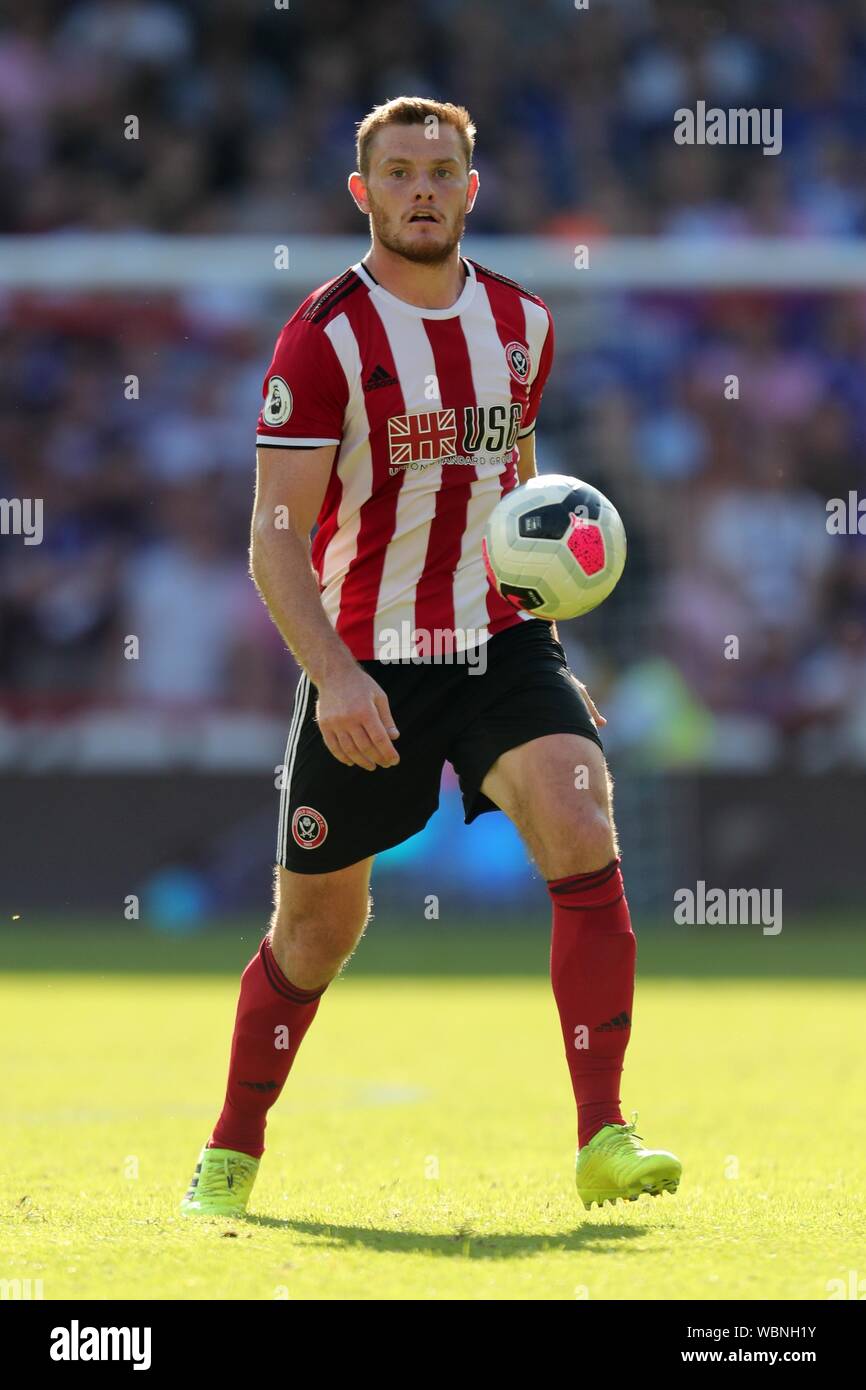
[482,474,627,621]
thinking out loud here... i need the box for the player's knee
[583,803,617,859]
[274,903,368,961]
[271,893,369,972]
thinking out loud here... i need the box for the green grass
[1,921,864,1301]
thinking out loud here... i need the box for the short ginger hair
[356,97,476,177]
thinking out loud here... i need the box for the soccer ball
[482,475,627,621]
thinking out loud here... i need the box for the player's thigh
[278,663,447,873]
[480,732,617,875]
[272,857,374,957]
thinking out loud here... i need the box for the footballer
[181,98,682,1217]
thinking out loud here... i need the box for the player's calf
[180,862,373,1216]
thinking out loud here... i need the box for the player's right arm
[250,305,401,774]
[250,446,400,771]
[250,441,345,687]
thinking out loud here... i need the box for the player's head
[349,97,479,265]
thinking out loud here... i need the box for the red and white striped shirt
[256,257,554,659]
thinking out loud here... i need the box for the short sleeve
[256,319,349,448]
[518,304,555,439]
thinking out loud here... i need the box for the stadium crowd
[1,0,865,770]
[3,0,866,238]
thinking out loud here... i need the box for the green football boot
[180,1145,260,1217]
[576,1111,682,1211]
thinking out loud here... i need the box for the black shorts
[277,618,603,874]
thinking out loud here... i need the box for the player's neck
[362,244,466,310]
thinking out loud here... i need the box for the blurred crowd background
[2,0,866,799]
[4,0,866,238]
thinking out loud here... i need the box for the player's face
[353,124,478,265]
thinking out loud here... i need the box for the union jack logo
[388,409,457,466]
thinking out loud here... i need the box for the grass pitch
[1,920,864,1301]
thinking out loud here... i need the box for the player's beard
[368,196,465,266]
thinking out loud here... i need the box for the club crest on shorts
[264,375,292,426]
[505,341,530,383]
[292,805,328,849]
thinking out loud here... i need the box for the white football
[482,474,627,621]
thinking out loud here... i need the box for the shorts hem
[460,721,605,824]
[277,803,439,874]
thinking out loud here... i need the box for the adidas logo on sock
[364,364,399,391]
[594,1011,631,1032]
[239,1079,279,1092]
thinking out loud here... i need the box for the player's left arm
[514,428,537,485]
[516,313,606,728]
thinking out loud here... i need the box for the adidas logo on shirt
[364,364,399,392]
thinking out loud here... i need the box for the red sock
[548,858,636,1149]
[209,936,327,1159]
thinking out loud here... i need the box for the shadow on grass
[239,1213,653,1256]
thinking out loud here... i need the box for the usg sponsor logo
[387,405,524,474]
[388,409,457,467]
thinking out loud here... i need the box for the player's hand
[572,676,606,729]
[315,666,400,770]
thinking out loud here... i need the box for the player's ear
[348,171,369,214]
[465,168,480,214]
